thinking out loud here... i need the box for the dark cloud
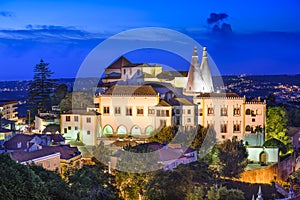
[207,13,232,34]
[0,11,14,17]
[26,24,77,30]
[207,13,228,24]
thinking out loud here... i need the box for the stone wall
[239,156,295,184]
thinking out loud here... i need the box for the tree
[266,106,290,145]
[59,91,94,113]
[263,138,288,154]
[0,154,48,200]
[30,164,69,200]
[217,137,248,178]
[28,59,55,113]
[186,186,205,200]
[207,186,245,200]
[145,168,194,200]
[148,125,178,143]
[51,84,68,106]
[68,165,121,200]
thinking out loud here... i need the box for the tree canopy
[266,106,290,145]
[217,137,248,178]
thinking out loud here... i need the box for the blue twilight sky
[0,0,300,80]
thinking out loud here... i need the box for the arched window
[245,125,251,132]
[246,109,251,115]
[117,125,127,134]
[145,126,154,135]
[131,125,141,135]
[103,125,113,134]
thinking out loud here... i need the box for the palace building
[61,46,266,145]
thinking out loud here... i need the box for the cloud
[206,13,232,34]
[0,25,110,41]
[0,11,14,17]
[207,13,228,24]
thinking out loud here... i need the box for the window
[137,107,144,115]
[123,69,126,74]
[64,128,67,133]
[245,125,251,132]
[251,110,256,117]
[68,126,71,130]
[161,110,165,117]
[166,110,170,117]
[187,109,191,115]
[148,107,155,115]
[221,124,227,133]
[175,109,180,114]
[75,126,78,131]
[157,110,161,117]
[246,109,251,115]
[86,117,91,123]
[221,108,227,116]
[256,109,262,115]
[233,108,241,116]
[66,116,71,122]
[222,135,226,139]
[87,130,91,135]
[252,118,255,122]
[233,124,241,132]
[160,120,166,127]
[115,107,121,115]
[187,118,191,123]
[208,107,214,115]
[103,106,110,114]
[74,116,79,122]
[126,107,132,116]
[198,109,203,116]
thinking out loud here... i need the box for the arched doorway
[259,151,267,165]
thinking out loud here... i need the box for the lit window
[148,107,155,115]
[221,124,227,133]
[157,110,161,117]
[66,116,71,122]
[86,117,91,123]
[221,108,227,116]
[115,107,121,115]
[208,107,214,115]
[233,108,241,116]
[126,107,132,116]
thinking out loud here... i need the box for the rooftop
[104,85,158,96]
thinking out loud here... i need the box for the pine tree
[28,59,55,113]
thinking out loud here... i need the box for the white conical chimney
[200,47,214,93]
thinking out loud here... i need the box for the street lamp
[0,106,3,128]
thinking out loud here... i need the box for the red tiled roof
[104,85,158,96]
[42,145,81,160]
[10,148,59,163]
[106,56,131,70]
[197,92,240,98]
[156,100,171,107]
[64,109,100,115]
[4,134,65,150]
